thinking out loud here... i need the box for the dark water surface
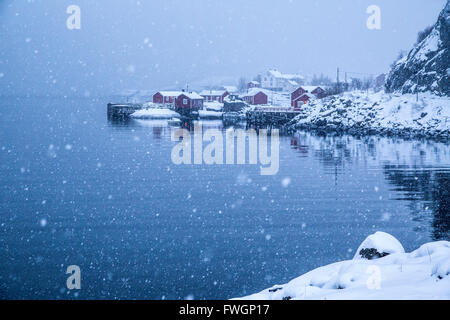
[0,96,449,299]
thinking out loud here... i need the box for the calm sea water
[0,96,448,299]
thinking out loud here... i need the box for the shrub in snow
[353,231,405,260]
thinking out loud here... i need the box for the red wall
[175,94,203,110]
[291,87,306,106]
[311,87,326,99]
[153,93,177,104]
[153,92,163,104]
[202,92,229,103]
[253,92,268,105]
[243,92,267,105]
[295,95,310,108]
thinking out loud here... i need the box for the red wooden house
[291,86,326,107]
[175,92,204,115]
[307,86,326,99]
[290,87,307,106]
[292,93,312,109]
[153,91,184,107]
[200,90,229,103]
[242,89,268,105]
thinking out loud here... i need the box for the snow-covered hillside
[385,1,449,96]
[290,91,450,139]
[237,232,450,300]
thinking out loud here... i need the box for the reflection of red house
[290,136,309,154]
[242,89,268,105]
[292,93,312,109]
[175,92,204,114]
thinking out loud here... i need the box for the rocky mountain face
[385,1,450,96]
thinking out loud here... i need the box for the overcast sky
[0,0,446,96]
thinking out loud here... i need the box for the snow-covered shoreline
[289,91,450,140]
[236,232,450,300]
[130,107,180,119]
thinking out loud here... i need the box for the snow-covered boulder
[353,232,405,260]
[204,101,224,112]
[236,233,450,300]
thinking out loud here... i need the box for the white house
[260,69,305,92]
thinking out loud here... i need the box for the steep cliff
[385,2,450,96]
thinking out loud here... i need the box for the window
[183,99,188,105]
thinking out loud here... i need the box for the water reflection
[383,166,449,240]
[108,117,450,243]
[289,131,450,241]
[1,96,449,299]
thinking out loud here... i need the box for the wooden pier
[246,107,300,126]
[107,103,143,119]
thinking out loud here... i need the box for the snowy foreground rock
[290,91,450,139]
[237,232,450,300]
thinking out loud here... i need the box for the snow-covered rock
[385,2,449,96]
[236,232,450,300]
[353,231,405,260]
[130,108,180,119]
[204,101,224,112]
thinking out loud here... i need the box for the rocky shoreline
[286,91,450,142]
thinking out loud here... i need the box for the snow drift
[237,232,450,300]
[130,108,180,119]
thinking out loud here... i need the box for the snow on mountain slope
[385,1,450,96]
[236,232,450,300]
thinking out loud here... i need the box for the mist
[0,0,445,96]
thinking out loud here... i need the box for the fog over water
[0,0,446,96]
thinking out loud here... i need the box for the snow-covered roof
[242,88,268,97]
[199,90,228,96]
[180,92,204,100]
[292,86,326,94]
[293,93,313,101]
[302,86,323,92]
[156,91,204,99]
[157,91,184,97]
[267,69,304,80]
[249,80,260,85]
